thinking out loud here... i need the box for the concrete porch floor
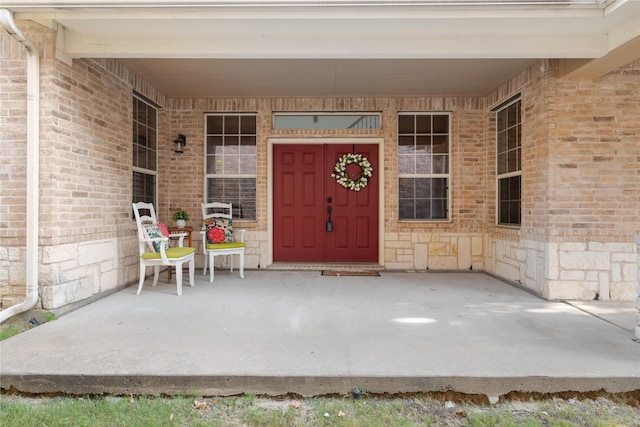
[1,270,638,399]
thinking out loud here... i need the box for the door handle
[326,205,333,232]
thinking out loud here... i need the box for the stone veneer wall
[1,20,639,310]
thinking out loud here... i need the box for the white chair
[133,202,196,295]
[201,202,246,282]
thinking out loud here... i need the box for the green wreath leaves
[331,153,373,191]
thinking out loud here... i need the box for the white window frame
[397,112,452,221]
[495,96,522,227]
[272,112,381,130]
[132,94,158,206]
[204,113,257,221]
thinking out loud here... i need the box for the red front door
[273,144,379,262]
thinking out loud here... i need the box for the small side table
[167,226,193,282]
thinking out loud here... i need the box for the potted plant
[172,210,190,228]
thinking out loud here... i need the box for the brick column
[636,236,640,340]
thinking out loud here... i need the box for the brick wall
[0,23,163,309]
[484,59,640,300]
[163,97,488,271]
[1,23,29,304]
[547,60,640,239]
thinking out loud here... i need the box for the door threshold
[267,262,384,271]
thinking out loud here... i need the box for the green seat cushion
[142,247,195,259]
[205,242,246,250]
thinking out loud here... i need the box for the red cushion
[157,223,169,237]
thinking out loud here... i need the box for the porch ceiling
[6,0,640,97]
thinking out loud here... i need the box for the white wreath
[331,153,373,191]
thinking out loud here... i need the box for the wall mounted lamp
[173,134,186,153]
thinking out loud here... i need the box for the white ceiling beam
[559,35,640,79]
[0,0,621,9]
[61,28,608,59]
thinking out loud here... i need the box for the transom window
[205,114,257,220]
[496,98,522,226]
[132,95,157,205]
[397,113,450,220]
[273,113,380,130]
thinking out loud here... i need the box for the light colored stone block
[603,242,634,252]
[414,243,428,270]
[622,263,637,281]
[471,236,483,256]
[458,236,471,269]
[611,263,622,282]
[100,269,119,292]
[42,243,77,264]
[41,279,93,310]
[8,247,24,262]
[559,270,584,280]
[100,260,115,273]
[610,282,637,301]
[546,243,559,280]
[429,242,447,256]
[546,280,597,300]
[612,253,636,263]
[397,254,415,263]
[58,258,79,271]
[559,251,610,270]
[416,233,432,243]
[525,249,538,279]
[495,261,519,282]
[559,242,586,252]
[386,240,412,249]
[0,266,9,282]
[598,272,610,300]
[387,261,414,270]
[9,261,26,284]
[384,248,396,262]
[587,242,607,252]
[79,241,115,265]
[428,256,458,270]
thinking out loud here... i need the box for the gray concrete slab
[564,300,638,333]
[1,271,639,398]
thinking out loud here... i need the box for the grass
[1,394,639,427]
[0,325,23,341]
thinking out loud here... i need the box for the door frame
[267,137,385,267]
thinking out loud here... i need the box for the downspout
[0,10,40,322]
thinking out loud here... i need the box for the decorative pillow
[157,223,169,238]
[143,223,169,253]
[207,227,226,244]
[204,218,234,244]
